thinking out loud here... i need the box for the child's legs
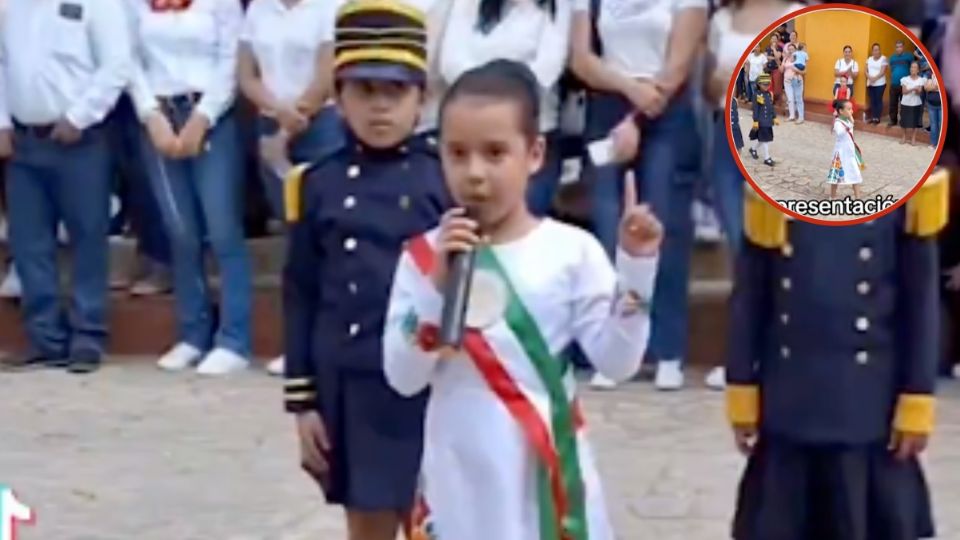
[852,184,861,198]
[830,184,838,198]
[760,142,770,159]
[346,510,404,540]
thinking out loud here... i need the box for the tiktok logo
[0,485,34,540]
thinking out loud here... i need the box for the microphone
[438,210,479,349]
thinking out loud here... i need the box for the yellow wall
[786,11,917,105]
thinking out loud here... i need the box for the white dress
[383,219,658,540]
[827,118,863,185]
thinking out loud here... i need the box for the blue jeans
[587,90,697,363]
[526,130,563,217]
[6,124,112,358]
[141,98,253,356]
[711,112,744,255]
[928,104,942,146]
[109,94,171,265]
[258,106,344,220]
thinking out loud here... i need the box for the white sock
[761,143,771,160]
[751,141,760,151]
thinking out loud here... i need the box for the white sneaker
[157,343,203,372]
[705,366,726,390]
[654,360,684,391]
[196,347,249,376]
[589,372,618,390]
[0,265,22,299]
[266,356,284,377]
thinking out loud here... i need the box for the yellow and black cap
[334,0,427,84]
[757,73,772,85]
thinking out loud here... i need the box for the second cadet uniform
[282,1,451,511]
[725,171,949,540]
[749,73,776,144]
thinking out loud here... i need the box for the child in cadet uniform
[726,169,949,540]
[749,73,778,167]
[383,59,663,540]
[827,99,864,200]
[280,2,450,539]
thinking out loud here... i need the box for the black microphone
[438,211,479,349]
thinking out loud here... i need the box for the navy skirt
[749,126,774,143]
[733,435,935,540]
[316,368,428,511]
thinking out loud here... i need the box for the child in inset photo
[826,98,864,199]
[749,74,778,167]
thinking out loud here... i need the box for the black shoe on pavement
[749,148,759,160]
[764,158,776,167]
[67,350,102,374]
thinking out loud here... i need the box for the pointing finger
[622,169,638,214]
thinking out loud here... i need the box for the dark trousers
[867,85,886,121]
[6,123,112,358]
[889,84,904,124]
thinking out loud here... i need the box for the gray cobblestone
[1,364,958,539]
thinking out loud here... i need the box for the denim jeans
[711,112,744,255]
[6,124,112,358]
[526,130,563,217]
[867,85,886,122]
[258,106,344,220]
[109,94,171,265]
[785,77,805,120]
[586,90,697,363]
[928,103,942,146]
[141,97,253,356]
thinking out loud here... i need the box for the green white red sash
[404,234,588,540]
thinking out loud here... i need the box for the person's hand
[429,207,481,292]
[0,128,13,159]
[625,80,667,119]
[752,122,759,130]
[50,118,82,145]
[618,170,662,257]
[296,411,331,488]
[774,118,780,126]
[175,112,210,158]
[889,430,929,461]
[610,115,640,164]
[276,105,309,137]
[733,424,758,456]
[145,111,179,157]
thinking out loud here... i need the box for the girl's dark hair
[872,42,881,51]
[478,0,555,33]
[440,59,540,141]
[843,45,853,53]
[833,99,851,113]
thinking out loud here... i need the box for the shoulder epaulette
[905,168,949,237]
[282,142,350,224]
[743,185,787,248]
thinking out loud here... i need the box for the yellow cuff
[906,168,949,237]
[752,122,759,129]
[893,394,936,434]
[283,163,311,223]
[726,384,760,426]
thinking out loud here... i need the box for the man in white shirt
[0,0,132,373]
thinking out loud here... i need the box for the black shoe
[0,353,68,371]
[67,350,102,374]
[749,148,759,160]
[764,158,776,167]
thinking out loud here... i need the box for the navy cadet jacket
[726,172,949,445]
[282,133,451,412]
[753,90,776,129]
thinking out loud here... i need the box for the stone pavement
[1,364,959,540]
[737,107,937,221]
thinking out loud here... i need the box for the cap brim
[337,63,424,84]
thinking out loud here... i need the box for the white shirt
[834,58,859,85]
[440,0,570,132]
[406,0,453,133]
[0,0,132,130]
[900,75,927,106]
[241,0,333,104]
[128,0,243,125]
[575,0,707,80]
[866,55,887,87]
[746,52,766,81]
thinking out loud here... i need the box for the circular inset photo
[725,4,947,225]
